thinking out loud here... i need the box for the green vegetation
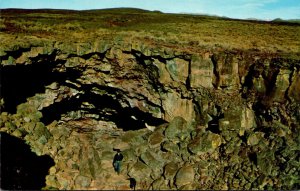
[1,8,300,53]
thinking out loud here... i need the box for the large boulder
[164,116,187,140]
[175,165,195,188]
[140,151,163,169]
[74,175,92,188]
[128,160,152,182]
[164,161,180,180]
[148,129,165,148]
[188,131,221,155]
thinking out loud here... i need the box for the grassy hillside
[1,8,300,53]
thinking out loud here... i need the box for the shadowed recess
[0,132,54,190]
[0,54,81,113]
[41,88,166,131]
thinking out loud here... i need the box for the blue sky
[1,0,299,20]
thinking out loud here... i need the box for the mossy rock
[45,175,60,189]
[175,165,195,188]
[151,177,167,190]
[165,116,187,140]
[179,183,197,190]
[247,132,264,146]
[51,125,71,140]
[35,122,50,137]
[28,111,43,122]
[198,160,210,170]
[101,150,115,160]
[12,129,23,137]
[140,151,163,169]
[128,160,152,181]
[224,138,242,154]
[121,130,146,145]
[164,161,179,180]
[23,122,36,132]
[257,151,276,176]
[29,140,44,156]
[161,141,179,153]
[5,121,16,131]
[75,175,92,188]
[122,148,137,162]
[38,135,48,145]
[188,131,221,155]
[79,159,95,179]
[7,56,16,65]
[134,141,149,156]
[42,186,59,190]
[65,57,84,68]
[0,112,9,123]
[17,103,38,116]
[148,130,165,148]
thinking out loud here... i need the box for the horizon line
[1,7,300,22]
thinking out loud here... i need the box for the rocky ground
[0,9,300,190]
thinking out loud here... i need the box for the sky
[0,0,300,20]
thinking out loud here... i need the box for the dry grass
[1,8,300,53]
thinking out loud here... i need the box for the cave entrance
[0,132,54,190]
[207,112,224,134]
[40,85,166,132]
[0,56,81,113]
[207,118,221,134]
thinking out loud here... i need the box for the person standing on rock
[113,149,123,175]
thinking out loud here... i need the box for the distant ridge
[0,8,299,25]
[0,7,158,14]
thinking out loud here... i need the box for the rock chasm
[1,9,300,190]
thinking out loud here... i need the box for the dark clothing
[113,152,123,174]
[129,178,136,190]
[113,153,123,162]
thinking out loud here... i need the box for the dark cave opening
[117,107,166,131]
[1,48,32,61]
[0,132,54,190]
[41,95,84,125]
[248,152,257,166]
[1,52,166,132]
[207,108,223,134]
[252,101,273,122]
[207,118,221,134]
[241,63,255,98]
[0,54,81,113]
[41,87,166,131]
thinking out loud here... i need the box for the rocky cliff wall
[1,40,300,189]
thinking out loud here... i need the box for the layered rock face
[1,14,300,189]
[1,41,299,190]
